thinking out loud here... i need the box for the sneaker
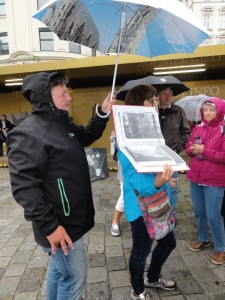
[211,252,225,265]
[131,289,151,300]
[189,241,210,252]
[144,275,176,291]
[111,224,120,236]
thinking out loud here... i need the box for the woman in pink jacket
[186,98,225,265]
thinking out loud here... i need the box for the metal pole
[95,3,127,118]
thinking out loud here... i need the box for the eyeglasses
[146,96,159,105]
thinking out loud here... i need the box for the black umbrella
[116,75,190,101]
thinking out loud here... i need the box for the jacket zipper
[57,178,70,216]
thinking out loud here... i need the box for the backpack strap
[133,188,139,197]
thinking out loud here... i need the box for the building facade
[0,0,98,66]
[180,0,225,45]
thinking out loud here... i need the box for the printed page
[112,105,189,172]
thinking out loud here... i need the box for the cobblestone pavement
[0,166,225,300]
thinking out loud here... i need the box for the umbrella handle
[95,4,127,119]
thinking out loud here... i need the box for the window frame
[0,32,9,55]
[39,28,54,51]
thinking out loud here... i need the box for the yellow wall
[0,86,124,153]
[1,79,225,154]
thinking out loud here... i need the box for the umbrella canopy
[175,94,210,121]
[33,0,209,58]
[33,0,209,117]
[116,75,190,100]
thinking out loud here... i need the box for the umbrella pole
[96,4,127,118]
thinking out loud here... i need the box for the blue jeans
[170,171,179,216]
[42,238,87,300]
[190,182,225,252]
[129,216,176,295]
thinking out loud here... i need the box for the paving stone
[11,227,32,238]
[190,266,225,294]
[17,268,46,292]
[105,236,122,246]
[162,295,186,300]
[89,235,105,244]
[182,253,208,268]
[3,262,27,277]
[109,270,130,288]
[88,243,104,254]
[87,267,107,283]
[28,256,49,269]
[18,242,37,251]
[0,246,18,257]
[107,256,127,271]
[211,293,225,300]
[122,238,132,249]
[0,276,20,298]
[12,251,33,263]
[0,234,11,243]
[13,291,38,300]
[1,224,20,234]
[186,295,210,300]
[88,253,106,267]
[106,245,123,257]
[0,256,11,268]
[90,223,105,233]
[176,277,204,294]
[85,282,109,300]
[7,237,24,246]
[214,266,225,281]
[0,268,4,279]
[111,287,131,300]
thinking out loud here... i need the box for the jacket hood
[200,97,225,125]
[22,72,61,113]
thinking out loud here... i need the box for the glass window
[37,0,49,9]
[218,35,225,44]
[219,14,225,29]
[0,32,9,55]
[203,14,212,30]
[69,42,81,54]
[39,29,54,51]
[0,0,5,15]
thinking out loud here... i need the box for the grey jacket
[159,102,191,153]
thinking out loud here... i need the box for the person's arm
[185,129,196,157]
[202,135,225,164]
[71,93,116,147]
[118,149,171,196]
[5,120,14,132]
[7,130,59,237]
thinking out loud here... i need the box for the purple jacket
[186,98,225,187]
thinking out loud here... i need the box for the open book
[112,105,189,173]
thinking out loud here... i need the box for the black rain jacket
[7,72,109,247]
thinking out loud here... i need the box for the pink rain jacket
[186,97,225,187]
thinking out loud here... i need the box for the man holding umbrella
[157,85,191,219]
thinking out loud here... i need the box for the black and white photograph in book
[122,111,161,139]
[112,105,189,172]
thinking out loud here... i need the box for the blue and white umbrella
[33,0,210,115]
